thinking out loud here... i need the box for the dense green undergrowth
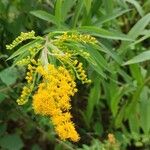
[0,0,150,149]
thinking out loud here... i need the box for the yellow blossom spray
[7,31,97,142]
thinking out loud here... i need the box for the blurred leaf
[103,0,113,14]
[0,134,24,150]
[61,0,75,21]
[125,0,144,16]
[85,73,101,124]
[71,0,83,28]
[129,30,150,47]
[32,144,42,150]
[111,86,125,117]
[125,83,144,120]
[0,93,7,103]
[115,103,127,128]
[139,86,150,134]
[95,9,131,25]
[93,122,103,135]
[0,67,19,86]
[83,0,92,14]
[124,50,150,65]
[30,10,59,26]
[129,64,143,85]
[0,124,7,136]
[129,114,140,134]
[120,13,150,53]
[55,0,63,26]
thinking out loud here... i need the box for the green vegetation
[0,0,150,149]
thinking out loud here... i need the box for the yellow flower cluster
[56,32,97,44]
[6,30,35,50]
[16,63,36,105]
[28,43,43,56]
[32,64,80,142]
[16,85,32,105]
[25,64,36,83]
[16,56,31,66]
[73,60,91,84]
[79,50,90,58]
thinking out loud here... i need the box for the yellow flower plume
[32,64,80,142]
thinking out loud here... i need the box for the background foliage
[0,0,150,149]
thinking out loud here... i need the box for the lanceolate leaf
[127,13,150,39]
[125,0,144,16]
[85,73,101,124]
[83,0,92,14]
[7,38,44,61]
[124,50,150,65]
[30,10,59,26]
[78,26,133,41]
[94,9,131,25]
[139,87,150,134]
[55,0,63,26]
[119,13,150,53]
[61,0,76,21]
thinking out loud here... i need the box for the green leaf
[71,0,83,28]
[129,113,140,134]
[30,10,59,26]
[129,30,150,47]
[94,9,131,25]
[55,0,63,26]
[115,103,127,128]
[139,86,150,134]
[32,144,42,150]
[78,26,133,41]
[0,124,7,136]
[125,84,144,120]
[0,67,19,86]
[125,0,144,16]
[99,43,123,64]
[128,13,150,39]
[0,93,7,103]
[103,0,114,14]
[83,0,92,14]
[84,44,111,72]
[129,64,143,85]
[119,13,150,53]
[93,122,103,136]
[61,0,75,21]
[85,73,101,124]
[0,134,24,150]
[111,86,125,117]
[65,42,107,78]
[7,38,43,60]
[124,50,150,65]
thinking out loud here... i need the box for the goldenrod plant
[0,0,150,149]
[6,31,102,142]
